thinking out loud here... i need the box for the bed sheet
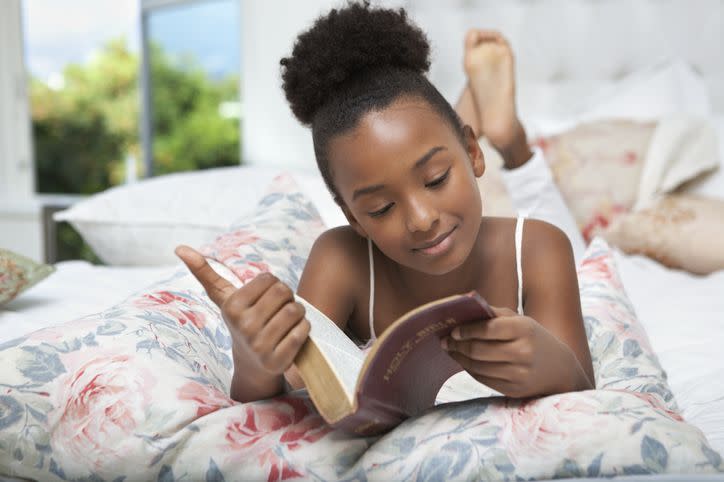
[613,250,724,456]
[0,261,174,342]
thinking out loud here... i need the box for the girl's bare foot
[464,29,531,168]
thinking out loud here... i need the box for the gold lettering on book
[382,317,458,382]
[414,317,457,344]
[383,340,413,382]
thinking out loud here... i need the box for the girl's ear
[340,203,369,238]
[463,124,485,178]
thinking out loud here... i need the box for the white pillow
[54,166,345,266]
[526,58,713,136]
[680,114,724,200]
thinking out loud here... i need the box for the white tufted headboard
[410,0,724,120]
[242,0,724,168]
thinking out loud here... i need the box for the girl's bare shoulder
[479,215,575,289]
[308,226,369,267]
[480,216,573,261]
[296,226,369,329]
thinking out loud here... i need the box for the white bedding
[0,262,173,341]
[613,250,724,456]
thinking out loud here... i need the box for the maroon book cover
[332,292,495,436]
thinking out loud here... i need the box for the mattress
[0,261,173,341]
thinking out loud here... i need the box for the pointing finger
[175,245,236,307]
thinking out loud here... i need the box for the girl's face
[328,97,485,276]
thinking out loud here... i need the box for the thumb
[175,245,235,307]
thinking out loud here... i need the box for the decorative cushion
[533,119,656,242]
[0,181,721,480]
[0,249,55,306]
[476,120,654,239]
[603,194,724,275]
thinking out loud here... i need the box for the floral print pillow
[0,248,55,306]
[0,176,721,480]
[579,237,678,410]
[603,193,724,275]
[532,120,657,243]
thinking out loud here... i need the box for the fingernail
[451,328,460,340]
[440,338,448,350]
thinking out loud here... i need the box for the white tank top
[363,215,526,348]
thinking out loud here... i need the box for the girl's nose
[405,195,439,233]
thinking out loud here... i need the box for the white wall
[0,0,43,262]
[241,0,406,170]
[0,0,34,200]
[241,0,724,170]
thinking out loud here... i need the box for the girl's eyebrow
[352,146,447,200]
[413,146,446,168]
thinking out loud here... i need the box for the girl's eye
[369,203,393,218]
[426,168,451,188]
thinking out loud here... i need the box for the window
[24,0,140,195]
[141,0,241,176]
[21,0,242,261]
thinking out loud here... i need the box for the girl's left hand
[441,305,585,398]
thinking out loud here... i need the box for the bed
[2,1,724,480]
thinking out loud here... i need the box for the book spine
[331,396,409,436]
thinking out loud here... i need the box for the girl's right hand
[174,245,311,377]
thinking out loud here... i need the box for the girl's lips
[413,226,457,256]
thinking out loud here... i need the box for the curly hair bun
[281,1,431,125]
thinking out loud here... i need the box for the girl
[176,2,594,404]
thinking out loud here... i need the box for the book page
[435,371,500,405]
[296,296,364,397]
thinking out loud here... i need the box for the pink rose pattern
[49,355,156,474]
[178,380,235,418]
[0,177,721,480]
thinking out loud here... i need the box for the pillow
[603,194,724,275]
[476,120,656,243]
[0,173,326,479]
[533,119,656,242]
[578,238,676,406]
[2,187,722,481]
[53,166,341,265]
[525,59,713,137]
[0,249,55,306]
[680,114,724,201]
[528,116,718,248]
[576,59,712,124]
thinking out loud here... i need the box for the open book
[294,291,496,436]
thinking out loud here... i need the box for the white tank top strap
[367,237,376,341]
[515,215,526,315]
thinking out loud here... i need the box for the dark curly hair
[280,1,465,203]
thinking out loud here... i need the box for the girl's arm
[520,219,595,387]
